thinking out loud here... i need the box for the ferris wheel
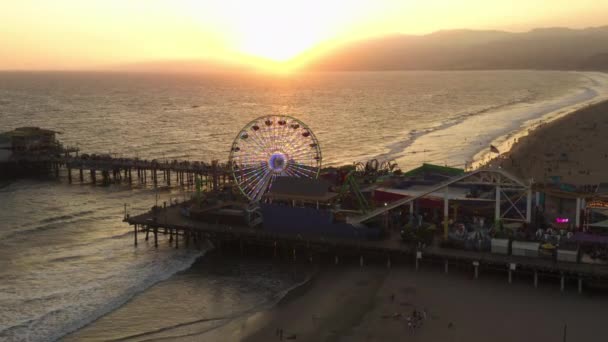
[229,115,322,201]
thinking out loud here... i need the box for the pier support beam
[560,273,565,292]
[473,261,479,279]
[534,270,538,288]
[444,186,449,240]
[153,227,158,248]
[495,185,501,221]
[68,168,72,183]
[134,224,138,246]
[444,259,449,274]
[526,188,532,223]
[578,275,583,294]
[360,255,364,268]
[508,269,512,284]
[415,251,421,271]
[576,198,582,230]
[175,230,179,249]
[79,169,84,182]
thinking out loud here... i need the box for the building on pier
[0,127,63,158]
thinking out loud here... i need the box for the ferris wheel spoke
[288,145,316,159]
[287,167,312,179]
[240,167,269,190]
[288,164,317,178]
[283,167,300,178]
[258,121,277,151]
[237,165,267,180]
[247,131,272,156]
[290,162,318,175]
[238,165,268,189]
[250,169,273,200]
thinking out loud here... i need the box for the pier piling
[134,224,138,246]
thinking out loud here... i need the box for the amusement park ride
[229,115,323,201]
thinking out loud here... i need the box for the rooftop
[265,176,339,202]
[0,127,59,138]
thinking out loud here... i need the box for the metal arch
[348,167,531,223]
[228,115,322,201]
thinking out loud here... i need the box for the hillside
[308,26,608,71]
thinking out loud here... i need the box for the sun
[228,1,336,62]
[196,0,368,65]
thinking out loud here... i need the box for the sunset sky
[0,0,606,71]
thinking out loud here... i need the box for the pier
[6,154,233,188]
[124,203,608,294]
[0,127,233,188]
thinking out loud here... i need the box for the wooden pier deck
[124,203,608,293]
[8,154,233,188]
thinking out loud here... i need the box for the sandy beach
[239,264,608,342]
[487,99,608,185]
[237,100,608,342]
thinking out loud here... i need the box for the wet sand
[242,265,608,342]
[486,99,608,185]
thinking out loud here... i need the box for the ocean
[1,70,608,341]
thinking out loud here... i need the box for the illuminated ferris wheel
[229,115,322,201]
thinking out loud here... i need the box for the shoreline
[482,97,608,184]
[470,71,608,170]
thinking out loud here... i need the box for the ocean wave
[114,268,318,342]
[0,247,208,342]
[372,92,538,163]
[2,214,114,241]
